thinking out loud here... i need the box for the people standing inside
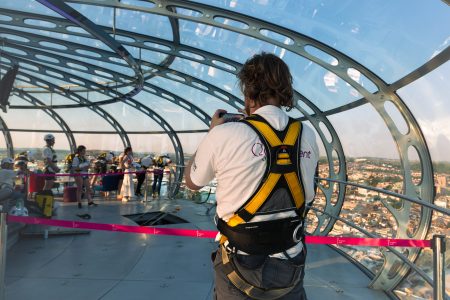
[0,158,27,214]
[72,145,97,209]
[120,146,135,202]
[184,53,319,299]
[116,151,125,199]
[42,133,60,192]
[135,154,152,198]
[152,153,171,198]
[14,153,30,196]
[91,151,114,187]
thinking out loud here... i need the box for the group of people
[42,134,172,207]
[0,133,173,215]
[116,148,171,200]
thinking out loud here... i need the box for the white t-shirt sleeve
[189,130,216,187]
[72,156,80,168]
[300,124,319,204]
[42,147,53,160]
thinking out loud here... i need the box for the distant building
[435,175,447,194]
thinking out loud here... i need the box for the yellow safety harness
[218,114,306,252]
[216,114,306,299]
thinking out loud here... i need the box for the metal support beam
[1,59,130,148]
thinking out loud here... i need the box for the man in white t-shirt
[42,133,60,192]
[185,53,318,299]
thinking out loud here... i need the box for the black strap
[219,246,301,300]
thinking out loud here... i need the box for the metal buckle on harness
[292,221,304,243]
[224,243,236,254]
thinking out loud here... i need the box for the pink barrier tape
[33,169,169,177]
[305,235,431,248]
[7,215,218,239]
[7,215,432,248]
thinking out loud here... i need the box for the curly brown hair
[238,52,294,111]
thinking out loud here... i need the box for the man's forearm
[184,153,202,190]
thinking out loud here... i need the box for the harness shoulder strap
[227,115,304,227]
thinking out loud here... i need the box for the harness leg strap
[219,246,301,300]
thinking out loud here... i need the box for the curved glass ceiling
[194,0,450,83]
[0,0,447,160]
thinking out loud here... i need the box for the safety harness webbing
[226,115,305,228]
[220,246,302,300]
[217,115,307,298]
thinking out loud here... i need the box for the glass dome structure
[0,1,449,299]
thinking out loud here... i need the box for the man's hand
[210,109,227,131]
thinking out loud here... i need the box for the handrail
[308,206,434,286]
[316,177,449,216]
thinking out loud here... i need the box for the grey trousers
[212,246,307,300]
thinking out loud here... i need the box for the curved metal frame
[0,1,443,293]
[12,89,77,152]
[1,57,131,148]
[0,116,13,158]
[4,51,186,195]
[0,36,214,127]
[33,0,144,107]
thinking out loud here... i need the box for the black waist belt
[217,217,304,255]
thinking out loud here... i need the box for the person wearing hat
[0,157,27,214]
[42,133,60,192]
[91,151,114,187]
[14,154,29,195]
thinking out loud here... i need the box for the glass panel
[11,132,71,160]
[0,33,30,42]
[169,57,241,98]
[147,76,237,119]
[283,50,364,111]
[72,133,125,154]
[2,105,62,130]
[327,103,402,187]
[124,46,168,64]
[133,86,210,130]
[179,20,283,64]
[50,108,117,131]
[127,134,174,157]
[192,0,450,83]
[19,68,73,89]
[127,134,176,156]
[38,41,68,50]
[0,24,110,51]
[397,62,450,164]
[0,0,64,17]
[120,0,156,10]
[23,18,57,28]
[116,8,173,40]
[101,101,162,132]
[0,14,13,22]
[213,16,249,30]
[67,3,114,27]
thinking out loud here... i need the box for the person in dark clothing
[135,155,152,197]
[151,154,171,198]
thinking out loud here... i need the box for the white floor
[5,198,389,300]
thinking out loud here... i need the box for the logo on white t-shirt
[251,142,266,158]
